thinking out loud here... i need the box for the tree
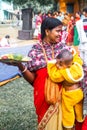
[3,0,57,12]
[3,0,54,6]
[3,0,28,5]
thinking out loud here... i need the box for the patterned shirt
[27,42,70,71]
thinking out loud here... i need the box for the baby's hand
[56,62,64,69]
[56,59,63,69]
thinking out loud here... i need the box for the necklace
[40,41,54,62]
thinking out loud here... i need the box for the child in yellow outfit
[47,48,84,130]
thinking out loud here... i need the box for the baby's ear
[70,48,76,56]
[59,59,63,66]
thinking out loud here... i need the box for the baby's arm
[60,60,84,83]
[47,53,84,84]
[47,60,64,83]
[73,53,83,65]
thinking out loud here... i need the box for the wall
[58,0,79,15]
[0,0,13,21]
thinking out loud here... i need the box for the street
[0,24,37,47]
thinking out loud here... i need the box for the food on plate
[13,54,23,61]
[1,55,8,59]
[0,53,31,62]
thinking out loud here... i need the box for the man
[75,7,87,130]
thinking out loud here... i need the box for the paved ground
[0,24,38,47]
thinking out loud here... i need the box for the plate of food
[0,53,32,63]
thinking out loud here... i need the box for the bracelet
[20,66,27,74]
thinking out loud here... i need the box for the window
[66,3,74,13]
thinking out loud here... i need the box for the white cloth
[0,38,9,47]
[76,19,87,44]
[76,19,87,65]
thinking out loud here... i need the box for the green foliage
[13,0,28,5]
[3,0,54,6]
[3,0,28,5]
[2,0,57,13]
[37,0,54,5]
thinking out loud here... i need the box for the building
[79,0,87,11]
[57,0,87,15]
[0,0,16,23]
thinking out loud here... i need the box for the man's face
[84,12,87,17]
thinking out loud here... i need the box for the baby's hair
[56,49,73,59]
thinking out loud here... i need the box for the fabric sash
[33,68,49,123]
[33,68,62,124]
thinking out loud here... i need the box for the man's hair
[41,17,62,40]
[56,49,73,60]
[83,7,87,13]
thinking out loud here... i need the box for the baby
[47,48,84,130]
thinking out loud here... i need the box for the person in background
[52,11,58,18]
[47,11,52,17]
[47,48,84,130]
[16,12,20,26]
[66,16,75,46]
[75,12,81,22]
[61,13,70,45]
[74,7,87,130]
[73,12,81,54]
[57,11,64,22]
[73,12,81,47]
[62,13,70,27]
[81,10,85,20]
[33,11,42,40]
[0,35,10,47]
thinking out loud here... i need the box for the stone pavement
[0,24,38,47]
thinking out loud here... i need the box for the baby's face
[62,59,73,68]
[56,58,73,69]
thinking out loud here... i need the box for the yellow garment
[47,53,84,128]
[62,88,84,128]
[73,53,83,65]
[47,63,64,82]
[47,54,83,83]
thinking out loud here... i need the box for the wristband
[20,66,27,74]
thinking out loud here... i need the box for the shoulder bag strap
[40,42,54,63]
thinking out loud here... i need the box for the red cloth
[33,68,49,123]
[75,120,82,130]
[33,68,62,123]
[66,20,74,45]
[82,116,87,130]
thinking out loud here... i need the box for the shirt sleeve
[47,62,64,83]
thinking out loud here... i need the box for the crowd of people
[2,7,87,130]
[32,9,84,45]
